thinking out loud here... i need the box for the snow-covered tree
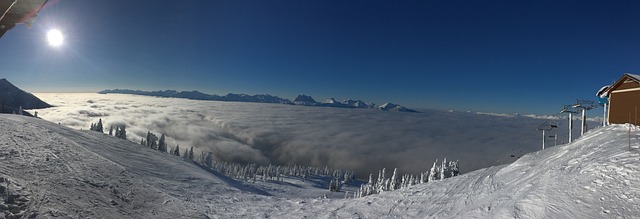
[158,134,167,153]
[440,158,447,180]
[450,160,460,177]
[145,131,158,149]
[96,119,103,133]
[183,148,189,160]
[198,151,205,165]
[188,146,194,160]
[115,126,127,140]
[205,152,214,168]
[428,160,439,182]
[173,145,180,156]
[89,119,105,133]
[390,168,398,191]
[329,178,342,192]
[109,126,113,136]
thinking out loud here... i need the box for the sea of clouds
[31,93,595,177]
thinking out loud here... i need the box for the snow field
[1,114,638,218]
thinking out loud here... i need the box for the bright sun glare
[47,29,64,47]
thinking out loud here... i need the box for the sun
[47,29,64,47]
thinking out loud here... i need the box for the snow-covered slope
[275,124,640,218]
[2,114,638,218]
[0,114,249,218]
[0,114,356,218]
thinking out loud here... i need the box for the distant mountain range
[0,78,51,115]
[98,89,419,113]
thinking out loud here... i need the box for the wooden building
[606,73,640,125]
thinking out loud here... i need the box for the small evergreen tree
[390,168,398,191]
[205,152,214,168]
[428,160,439,182]
[145,131,158,149]
[183,148,189,160]
[188,146,194,160]
[115,126,127,140]
[450,160,460,177]
[440,158,448,180]
[158,134,167,153]
[96,119,104,133]
[173,145,180,156]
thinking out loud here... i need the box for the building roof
[627,73,640,82]
[605,73,640,95]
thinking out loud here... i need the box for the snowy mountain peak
[293,94,318,106]
[323,98,338,104]
[341,99,375,108]
[377,102,419,113]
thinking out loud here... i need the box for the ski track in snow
[1,114,639,218]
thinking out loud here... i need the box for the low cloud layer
[31,93,592,177]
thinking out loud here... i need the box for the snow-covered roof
[626,73,640,82]
[605,73,640,94]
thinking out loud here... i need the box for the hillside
[274,124,640,218]
[0,79,51,112]
[0,114,358,218]
[1,114,638,218]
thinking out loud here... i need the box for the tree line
[89,119,461,197]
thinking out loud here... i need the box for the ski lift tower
[572,99,598,136]
[560,105,580,143]
[537,122,557,150]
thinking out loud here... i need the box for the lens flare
[47,29,64,47]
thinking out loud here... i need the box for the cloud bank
[31,93,596,177]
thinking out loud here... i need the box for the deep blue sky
[0,0,638,114]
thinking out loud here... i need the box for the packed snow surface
[1,114,638,218]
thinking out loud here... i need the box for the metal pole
[569,113,573,144]
[606,102,610,126]
[542,129,545,150]
[603,103,607,127]
[581,108,586,136]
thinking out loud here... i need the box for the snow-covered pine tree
[343,172,352,185]
[329,178,341,192]
[145,131,158,149]
[188,146,194,160]
[115,126,127,140]
[109,126,113,136]
[390,168,398,191]
[205,152,214,168]
[158,134,167,153]
[450,160,460,177]
[428,159,439,181]
[173,145,180,156]
[440,158,448,180]
[183,148,189,160]
[199,151,205,165]
[96,119,104,133]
